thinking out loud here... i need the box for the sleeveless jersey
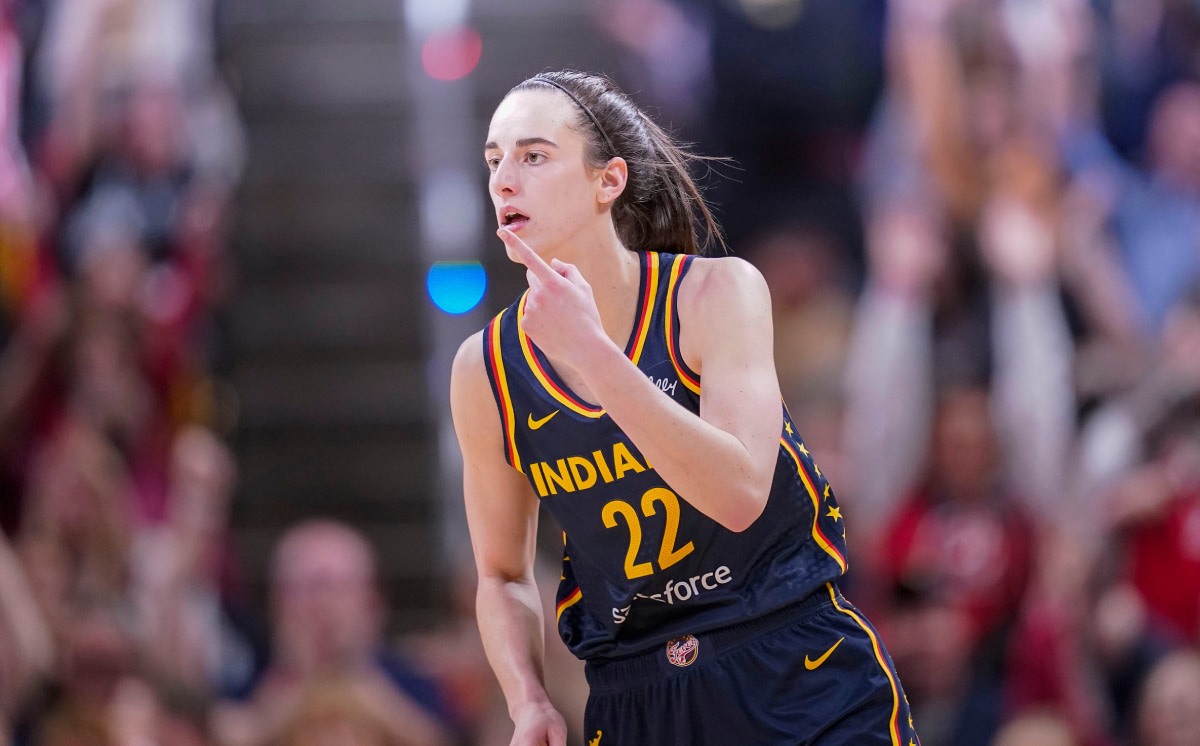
[482,250,848,660]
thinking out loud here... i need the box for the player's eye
[485,155,501,170]
[526,152,546,164]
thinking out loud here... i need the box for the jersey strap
[483,309,523,472]
[628,251,661,365]
[664,254,701,394]
[516,291,605,418]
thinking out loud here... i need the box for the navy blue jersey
[482,251,848,660]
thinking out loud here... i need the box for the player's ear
[596,157,628,205]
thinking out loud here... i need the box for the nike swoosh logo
[528,410,559,430]
[804,637,845,670]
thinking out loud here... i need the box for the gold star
[826,506,842,521]
[814,462,822,477]
[798,443,809,457]
[823,484,831,500]
[785,421,794,436]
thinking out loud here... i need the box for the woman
[450,70,918,746]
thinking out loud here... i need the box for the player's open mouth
[502,210,529,231]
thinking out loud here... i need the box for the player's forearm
[476,574,554,718]
[578,339,772,532]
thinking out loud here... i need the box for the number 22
[602,488,695,580]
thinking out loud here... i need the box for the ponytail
[511,71,728,256]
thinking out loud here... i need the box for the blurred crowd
[603,0,1200,744]
[0,0,467,745]
[2,0,1200,745]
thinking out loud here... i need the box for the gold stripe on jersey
[517,292,607,418]
[489,310,523,473]
[827,584,903,746]
[782,438,846,573]
[629,252,660,365]
[664,255,701,394]
[556,587,583,622]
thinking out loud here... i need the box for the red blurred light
[421,26,482,82]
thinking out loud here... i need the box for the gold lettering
[530,462,549,497]
[543,459,575,494]
[593,450,615,483]
[568,456,597,490]
[612,443,645,479]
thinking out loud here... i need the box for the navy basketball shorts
[581,583,920,746]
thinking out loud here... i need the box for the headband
[532,76,618,158]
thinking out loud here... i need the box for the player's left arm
[508,227,781,531]
[605,257,782,531]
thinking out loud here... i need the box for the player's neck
[559,222,642,351]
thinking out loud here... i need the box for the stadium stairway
[220,0,439,632]
[218,0,622,634]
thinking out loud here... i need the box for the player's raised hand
[509,701,568,746]
[499,227,609,372]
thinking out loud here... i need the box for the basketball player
[450,71,919,746]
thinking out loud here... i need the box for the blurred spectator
[31,602,133,746]
[273,675,402,746]
[992,710,1079,746]
[1093,0,1200,159]
[1062,81,1200,338]
[843,187,1074,520]
[843,152,1074,745]
[598,0,885,255]
[1001,533,1119,746]
[0,0,243,743]
[62,79,190,269]
[108,677,212,746]
[213,521,454,746]
[17,418,132,637]
[27,605,213,746]
[1136,650,1200,746]
[129,425,255,696]
[1115,424,1200,646]
[589,0,711,129]
[0,530,50,743]
[745,221,855,482]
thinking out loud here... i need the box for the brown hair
[510,70,727,256]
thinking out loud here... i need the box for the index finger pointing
[499,228,558,281]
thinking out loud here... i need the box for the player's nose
[492,156,520,197]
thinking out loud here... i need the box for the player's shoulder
[451,303,512,376]
[449,327,508,456]
[677,255,770,317]
[452,329,486,374]
[450,327,493,406]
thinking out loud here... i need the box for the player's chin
[503,240,523,263]
[505,232,542,262]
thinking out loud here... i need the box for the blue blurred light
[427,260,486,314]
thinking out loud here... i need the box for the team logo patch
[665,635,699,667]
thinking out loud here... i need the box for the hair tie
[533,76,618,158]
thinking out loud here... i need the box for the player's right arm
[450,331,567,746]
